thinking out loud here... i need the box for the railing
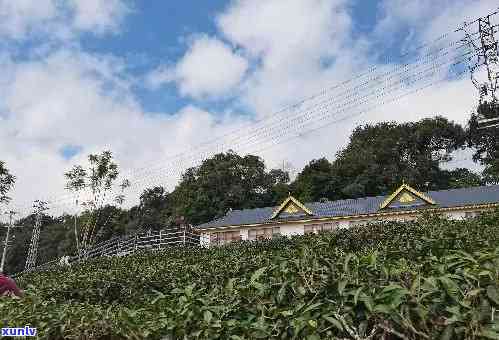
[14,227,203,277]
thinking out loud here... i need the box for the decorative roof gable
[380,184,436,210]
[271,196,313,219]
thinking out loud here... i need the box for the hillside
[2,211,499,339]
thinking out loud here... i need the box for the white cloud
[0,0,493,221]
[0,48,252,217]
[145,65,175,90]
[374,0,499,46]
[0,0,131,40]
[67,0,131,35]
[208,0,486,175]
[217,0,355,115]
[0,0,58,39]
[148,36,249,99]
[218,0,349,61]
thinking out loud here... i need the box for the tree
[3,213,74,274]
[267,169,291,205]
[446,168,484,189]
[171,151,289,225]
[467,103,499,184]
[0,161,15,205]
[329,117,467,198]
[290,158,340,202]
[137,186,172,230]
[65,151,130,253]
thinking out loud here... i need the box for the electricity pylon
[24,200,48,271]
[461,12,499,129]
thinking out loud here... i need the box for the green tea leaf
[204,310,213,323]
[373,304,392,314]
[251,267,267,283]
[487,285,499,305]
[480,329,499,340]
[322,315,343,331]
[440,325,454,340]
[338,280,347,296]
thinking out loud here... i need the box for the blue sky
[78,0,384,115]
[80,1,230,113]
[0,0,495,215]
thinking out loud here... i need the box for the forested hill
[1,115,498,274]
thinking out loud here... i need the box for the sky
[0,0,497,217]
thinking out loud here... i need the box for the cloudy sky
[0,0,497,217]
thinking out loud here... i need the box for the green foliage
[2,214,79,274]
[4,117,483,273]
[290,117,478,202]
[290,158,340,202]
[171,151,289,225]
[467,104,499,184]
[0,160,15,205]
[64,150,130,252]
[446,168,485,189]
[2,211,499,339]
[332,117,468,198]
[136,186,173,230]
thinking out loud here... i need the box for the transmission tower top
[461,11,499,129]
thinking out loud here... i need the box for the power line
[125,51,470,184]
[123,42,471,184]
[124,38,469,180]
[38,52,471,217]
[15,50,470,218]
[5,9,495,218]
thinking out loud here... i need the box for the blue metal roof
[196,185,499,230]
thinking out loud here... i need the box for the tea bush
[2,211,499,339]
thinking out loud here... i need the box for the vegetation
[468,103,499,184]
[1,211,499,339]
[291,117,482,202]
[64,151,130,253]
[0,116,495,274]
[170,152,290,225]
[0,160,15,205]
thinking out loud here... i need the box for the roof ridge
[221,185,498,214]
[196,184,499,229]
[426,184,499,195]
[198,184,499,226]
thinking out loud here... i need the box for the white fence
[14,227,203,277]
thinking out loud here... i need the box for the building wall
[280,224,304,236]
[199,206,494,246]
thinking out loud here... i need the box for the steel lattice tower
[25,200,48,271]
[462,12,499,128]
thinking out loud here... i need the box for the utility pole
[0,210,17,273]
[74,198,80,255]
[25,200,48,271]
[461,12,499,128]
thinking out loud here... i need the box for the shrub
[2,211,499,339]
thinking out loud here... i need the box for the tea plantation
[2,212,499,339]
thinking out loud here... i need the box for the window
[248,227,280,241]
[350,219,370,226]
[465,211,475,219]
[322,223,336,232]
[304,224,321,234]
[210,230,241,245]
[304,222,338,234]
[465,210,486,219]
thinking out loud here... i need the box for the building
[196,184,499,246]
